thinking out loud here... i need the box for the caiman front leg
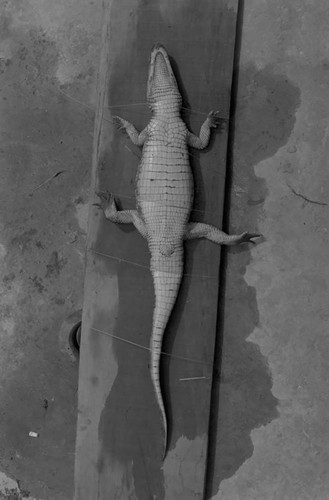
[95,191,147,238]
[184,222,260,245]
[187,110,222,149]
[112,116,148,146]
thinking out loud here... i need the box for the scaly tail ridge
[150,341,167,459]
[150,261,183,459]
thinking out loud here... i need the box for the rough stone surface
[1,0,328,498]
[211,1,329,499]
[0,1,101,498]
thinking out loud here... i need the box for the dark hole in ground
[69,321,81,356]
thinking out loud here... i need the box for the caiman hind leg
[186,110,222,149]
[184,222,260,245]
[95,191,147,238]
[112,116,148,146]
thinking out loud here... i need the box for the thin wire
[56,88,225,173]
[57,88,95,114]
[182,106,229,120]
[179,376,208,381]
[56,89,229,120]
[106,102,148,108]
[124,144,141,159]
[89,326,210,366]
[91,249,218,280]
[92,250,149,271]
[95,190,213,216]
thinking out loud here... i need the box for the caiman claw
[237,232,262,245]
[94,191,116,211]
[207,110,222,128]
[112,115,127,131]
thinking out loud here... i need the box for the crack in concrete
[287,183,328,206]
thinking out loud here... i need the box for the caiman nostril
[152,42,165,51]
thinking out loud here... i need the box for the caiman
[97,43,260,459]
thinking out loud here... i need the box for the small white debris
[29,431,39,438]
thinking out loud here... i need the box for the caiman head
[147,44,182,112]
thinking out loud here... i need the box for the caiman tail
[150,244,184,459]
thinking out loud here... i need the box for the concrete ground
[0,1,101,498]
[0,0,328,499]
[210,2,329,500]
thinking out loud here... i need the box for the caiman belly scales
[97,44,259,459]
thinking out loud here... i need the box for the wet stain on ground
[3,273,16,286]
[0,488,30,499]
[208,63,301,494]
[45,251,67,277]
[10,230,37,252]
[29,275,46,293]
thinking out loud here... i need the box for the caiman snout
[147,44,182,108]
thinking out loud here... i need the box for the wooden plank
[74,1,238,498]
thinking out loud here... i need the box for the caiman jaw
[147,44,182,109]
